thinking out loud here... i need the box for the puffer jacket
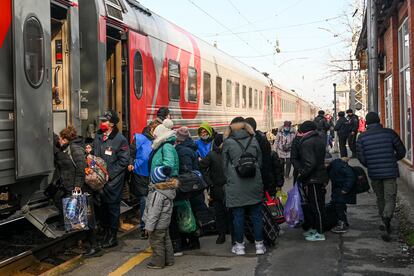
[294,131,328,184]
[130,126,154,177]
[223,122,263,208]
[199,143,226,201]
[357,123,406,179]
[150,131,179,177]
[347,114,359,133]
[55,137,86,193]
[176,137,199,173]
[328,159,357,204]
[275,128,295,158]
[196,122,214,159]
[334,117,349,138]
[143,179,178,231]
[93,127,130,203]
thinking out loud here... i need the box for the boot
[216,233,226,244]
[99,228,110,245]
[84,246,101,257]
[101,228,118,248]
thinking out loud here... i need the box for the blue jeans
[138,196,147,230]
[232,203,263,243]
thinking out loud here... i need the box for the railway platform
[64,159,414,276]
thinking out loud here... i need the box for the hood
[142,126,154,141]
[151,178,179,199]
[224,122,255,140]
[177,137,198,151]
[198,122,213,137]
[152,130,176,150]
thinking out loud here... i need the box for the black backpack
[231,137,257,178]
[351,166,370,194]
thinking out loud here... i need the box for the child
[327,158,357,233]
[143,166,179,269]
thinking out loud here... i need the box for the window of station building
[248,87,253,108]
[187,67,197,102]
[226,80,232,107]
[398,18,412,162]
[133,51,143,99]
[203,72,211,105]
[24,16,45,88]
[235,82,240,107]
[242,85,247,108]
[254,89,258,109]
[216,76,222,106]
[259,90,263,109]
[384,76,393,129]
[168,60,180,101]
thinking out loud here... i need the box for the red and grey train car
[0,0,315,235]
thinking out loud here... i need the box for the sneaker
[173,251,183,257]
[231,242,246,255]
[255,241,266,255]
[305,233,326,241]
[166,262,174,266]
[331,221,348,234]
[302,229,316,237]
[147,263,163,269]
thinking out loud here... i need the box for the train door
[13,0,53,178]
[105,27,129,138]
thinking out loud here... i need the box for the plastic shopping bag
[62,191,89,232]
[276,190,288,206]
[283,183,304,228]
[175,200,197,233]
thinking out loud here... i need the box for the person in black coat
[357,112,406,240]
[199,134,231,244]
[334,111,350,157]
[270,151,284,194]
[245,117,273,194]
[293,121,329,241]
[90,110,130,248]
[346,109,359,158]
[314,110,330,137]
[327,158,356,233]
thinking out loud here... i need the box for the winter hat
[214,134,224,148]
[346,109,353,114]
[298,121,317,133]
[176,126,190,142]
[156,107,170,122]
[318,110,325,116]
[198,122,213,136]
[365,112,380,125]
[245,117,257,131]
[283,121,292,127]
[99,110,119,124]
[154,119,174,138]
[151,166,172,183]
[230,117,245,124]
[338,111,345,117]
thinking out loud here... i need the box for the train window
[248,87,253,108]
[203,72,211,105]
[24,16,45,88]
[259,90,263,109]
[216,77,222,106]
[188,67,197,102]
[254,89,258,109]
[168,60,180,101]
[235,83,240,107]
[242,85,246,108]
[133,51,143,99]
[226,80,232,107]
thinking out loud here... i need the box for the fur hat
[176,126,190,142]
[151,166,172,183]
[299,121,317,133]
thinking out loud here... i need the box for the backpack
[85,155,109,191]
[231,136,257,178]
[351,166,370,194]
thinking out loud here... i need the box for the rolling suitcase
[245,203,280,246]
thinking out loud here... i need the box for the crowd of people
[50,106,406,269]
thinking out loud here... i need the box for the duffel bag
[177,170,207,193]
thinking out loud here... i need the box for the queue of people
[50,106,406,269]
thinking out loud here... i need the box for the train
[0,0,317,236]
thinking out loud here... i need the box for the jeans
[371,178,397,219]
[232,203,263,243]
[138,196,147,231]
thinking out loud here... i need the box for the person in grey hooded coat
[222,117,265,256]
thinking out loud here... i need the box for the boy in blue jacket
[327,158,356,233]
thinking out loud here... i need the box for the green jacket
[223,122,263,208]
[150,131,179,177]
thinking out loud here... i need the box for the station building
[356,0,414,189]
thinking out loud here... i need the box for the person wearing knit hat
[175,126,190,143]
[291,120,328,242]
[357,111,406,242]
[150,166,172,183]
[334,111,351,158]
[196,122,215,159]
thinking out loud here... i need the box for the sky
[139,0,361,108]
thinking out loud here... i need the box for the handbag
[265,191,285,224]
[177,170,207,193]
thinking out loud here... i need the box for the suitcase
[245,203,280,246]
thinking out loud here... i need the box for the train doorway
[105,27,129,138]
